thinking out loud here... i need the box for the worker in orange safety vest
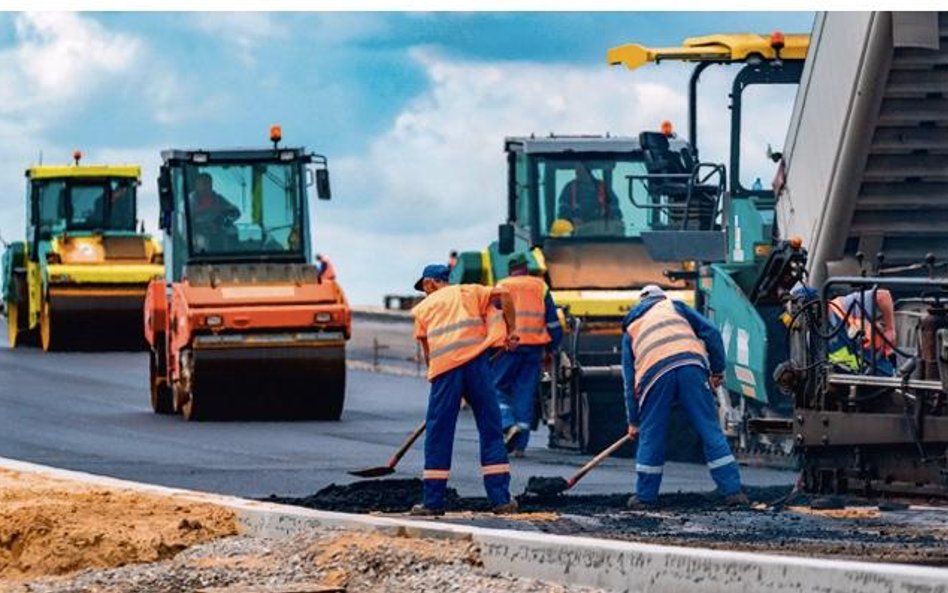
[492,253,562,457]
[316,253,336,281]
[410,264,520,516]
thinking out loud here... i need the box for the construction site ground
[272,479,948,566]
[0,466,604,593]
[1,315,947,589]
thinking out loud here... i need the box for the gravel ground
[1,529,607,593]
[271,479,948,566]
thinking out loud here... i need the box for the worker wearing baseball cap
[622,284,747,508]
[410,263,521,516]
[492,253,562,456]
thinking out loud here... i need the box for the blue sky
[0,11,814,304]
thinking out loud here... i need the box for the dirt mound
[0,468,238,580]
[309,531,481,589]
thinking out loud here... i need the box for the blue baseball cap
[414,264,451,291]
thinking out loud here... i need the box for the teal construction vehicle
[452,132,728,456]
[607,32,811,459]
[453,31,811,460]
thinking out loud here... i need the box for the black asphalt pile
[268,480,948,565]
[267,480,792,515]
[267,479,460,514]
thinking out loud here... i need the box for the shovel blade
[347,466,396,478]
[524,476,570,497]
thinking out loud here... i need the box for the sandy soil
[0,468,238,581]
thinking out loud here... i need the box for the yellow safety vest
[626,298,707,391]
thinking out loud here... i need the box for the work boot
[492,500,519,515]
[409,504,445,517]
[723,491,750,508]
[626,495,658,510]
[503,425,522,452]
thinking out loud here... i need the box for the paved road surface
[0,318,794,499]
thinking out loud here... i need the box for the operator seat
[639,132,718,231]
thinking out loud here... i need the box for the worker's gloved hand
[627,424,639,440]
[505,333,521,351]
[709,373,725,389]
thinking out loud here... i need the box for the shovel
[348,420,427,478]
[524,433,632,497]
[350,349,508,478]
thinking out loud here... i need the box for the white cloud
[0,14,155,243]
[319,50,793,305]
[191,13,287,66]
[320,50,670,303]
[0,13,140,118]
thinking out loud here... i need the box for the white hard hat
[640,285,666,300]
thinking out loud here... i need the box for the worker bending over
[493,253,562,456]
[827,288,895,376]
[621,285,747,508]
[411,264,520,516]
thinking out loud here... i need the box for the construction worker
[556,163,624,234]
[493,253,562,457]
[316,253,336,281]
[621,285,747,508]
[448,250,459,270]
[410,263,520,516]
[827,288,895,376]
[190,172,240,251]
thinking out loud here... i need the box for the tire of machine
[39,294,63,352]
[6,300,19,348]
[7,276,38,348]
[579,387,635,457]
[180,392,202,421]
[179,350,210,422]
[149,343,174,415]
[303,351,346,421]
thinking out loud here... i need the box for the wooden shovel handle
[566,434,632,488]
[387,420,427,468]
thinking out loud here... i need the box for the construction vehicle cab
[145,131,351,421]
[608,32,810,461]
[2,156,163,350]
[453,133,726,454]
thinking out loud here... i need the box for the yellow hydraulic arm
[607,32,809,71]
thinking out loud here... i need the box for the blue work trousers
[424,352,511,509]
[492,345,543,451]
[634,365,742,502]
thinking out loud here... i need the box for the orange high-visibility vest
[829,289,895,356]
[498,275,551,346]
[413,284,504,380]
[626,298,707,392]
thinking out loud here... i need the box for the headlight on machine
[48,273,72,283]
[205,315,222,327]
[46,252,62,264]
[314,312,333,323]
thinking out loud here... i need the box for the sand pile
[0,468,238,580]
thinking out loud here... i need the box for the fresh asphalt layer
[0,318,794,500]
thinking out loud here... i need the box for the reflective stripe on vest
[626,299,707,391]
[497,275,551,346]
[413,284,494,380]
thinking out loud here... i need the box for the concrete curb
[351,308,412,323]
[2,457,946,593]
